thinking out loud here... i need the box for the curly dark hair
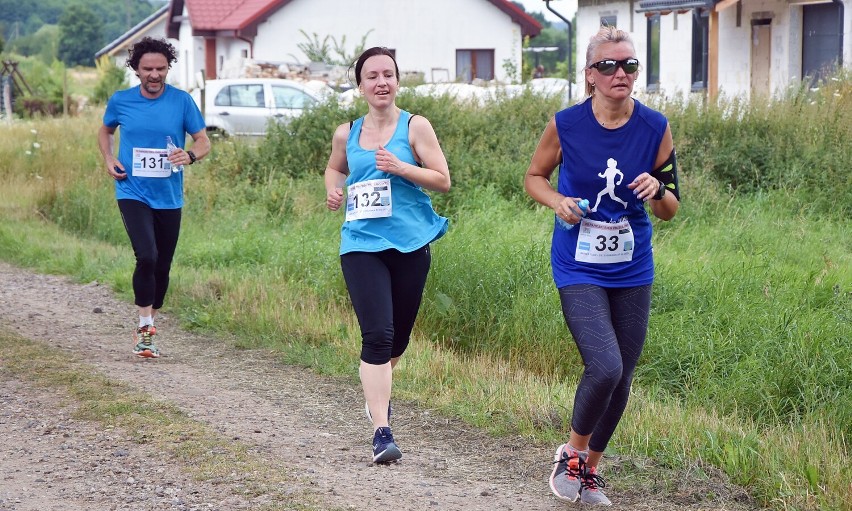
[126,37,178,71]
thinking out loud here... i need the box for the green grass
[0,80,850,511]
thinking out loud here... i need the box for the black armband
[650,149,680,201]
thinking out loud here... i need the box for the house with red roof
[98,0,542,91]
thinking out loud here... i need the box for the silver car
[199,78,328,137]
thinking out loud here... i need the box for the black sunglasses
[589,58,640,75]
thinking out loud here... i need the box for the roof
[168,0,541,39]
[95,4,170,59]
[635,0,716,13]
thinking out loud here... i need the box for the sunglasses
[589,58,640,75]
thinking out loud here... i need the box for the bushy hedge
[210,74,851,219]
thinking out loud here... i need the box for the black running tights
[117,199,182,310]
[341,246,431,365]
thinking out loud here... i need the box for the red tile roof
[170,0,540,37]
[185,0,291,31]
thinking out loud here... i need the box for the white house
[135,0,542,91]
[575,0,851,100]
[94,5,181,87]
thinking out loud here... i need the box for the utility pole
[544,0,574,101]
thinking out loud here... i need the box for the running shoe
[132,325,160,358]
[549,443,586,502]
[371,426,402,463]
[579,465,611,506]
[364,401,393,424]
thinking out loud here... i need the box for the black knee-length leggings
[118,199,182,310]
[341,246,431,365]
[558,283,652,453]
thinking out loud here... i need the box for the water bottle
[165,136,183,173]
[555,199,589,230]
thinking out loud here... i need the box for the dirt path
[0,262,757,511]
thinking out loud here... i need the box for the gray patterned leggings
[558,284,652,453]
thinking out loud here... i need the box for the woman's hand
[553,196,587,225]
[326,187,344,211]
[375,145,406,175]
[628,172,660,202]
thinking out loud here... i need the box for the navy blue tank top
[551,98,668,288]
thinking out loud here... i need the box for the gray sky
[514,0,577,22]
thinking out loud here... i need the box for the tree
[293,29,373,66]
[529,26,570,77]
[9,24,58,63]
[57,4,101,67]
[93,57,128,104]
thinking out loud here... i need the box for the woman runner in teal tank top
[323,47,451,464]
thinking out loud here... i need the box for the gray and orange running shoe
[132,325,160,358]
[579,465,611,506]
[549,443,586,502]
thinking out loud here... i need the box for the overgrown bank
[1,79,849,510]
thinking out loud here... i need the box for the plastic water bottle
[555,199,589,230]
[166,136,183,173]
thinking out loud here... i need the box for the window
[600,15,617,28]
[802,2,843,85]
[215,84,265,108]
[272,85,316,109]
[691,9,709,90]
[456,49,494,82]
[647,14,661,91]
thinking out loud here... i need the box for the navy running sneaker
[371,426,402,463]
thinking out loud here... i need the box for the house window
[647,14,660,91]
[802,2,843,85]
[600,15,617,27]
[456,49,494,82]
[691,9,709,91]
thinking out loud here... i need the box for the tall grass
[0,78,849,510]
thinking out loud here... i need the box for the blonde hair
[584,25,635,97]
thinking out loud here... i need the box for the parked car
[195,78,330,137]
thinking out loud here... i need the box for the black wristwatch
[187,150,197,164]
[653,179,666,200]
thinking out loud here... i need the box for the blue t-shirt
[551,98,668,288]
[340,110,448,255]
[103,84,205,209]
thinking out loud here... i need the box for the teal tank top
[340,110,448,255]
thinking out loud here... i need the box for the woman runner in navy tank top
[524,26,681,506]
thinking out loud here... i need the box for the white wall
[575,2,697,98]
[249,0,525,84]
[577,0,851,101]
[106,17,182,88]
